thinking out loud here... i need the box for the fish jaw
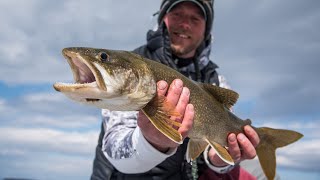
[53,48,157,110]
[53,49,108,102]
[61,48,106,90]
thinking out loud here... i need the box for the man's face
[163,2,206,58]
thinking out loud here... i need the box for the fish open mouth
[65,51,96,85]
[53,49,106,102]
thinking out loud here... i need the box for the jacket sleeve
[101,109,176,173]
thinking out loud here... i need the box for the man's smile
[173,32,190,39]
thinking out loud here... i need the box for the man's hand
[208,125,260,166]
[138,79,194,152]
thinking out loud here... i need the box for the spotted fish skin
[54,47,303,180]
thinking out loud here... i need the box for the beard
[169,29,204,57]
[170,42,198,57]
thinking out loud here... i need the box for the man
[91,0,264,179]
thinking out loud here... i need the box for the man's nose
[178,15,191,29]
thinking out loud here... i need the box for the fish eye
[99,52,109,63]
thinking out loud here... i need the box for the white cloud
[0,127,99,156]
[0,125,98,179]
[0,0,160,85]
[37,155,93,177]
[0,41,28,64]
[2,91,100,120]
[0,98,6,109]
[258,120,320,130]
[14,115,99,128]
[277,140,320,171]
[1,152,94,180]
[0,98,17,114]
[0,148,26,156]
[214,1,320,120]
[23,92,65,102]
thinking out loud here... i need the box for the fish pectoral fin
[157,95,182,127]
[207,139,235,165]
[141,95,183,144]
[199,83,239,109]
[186,139,208,162]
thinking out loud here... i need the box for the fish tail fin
[142,95,183,144]
[255,127,303,180]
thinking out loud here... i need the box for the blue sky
[0,0,319,179]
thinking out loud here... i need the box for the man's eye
[192,18,200,23]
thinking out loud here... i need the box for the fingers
[237,133,256,159]
[179,104,194,138]
[244,125,260,147]
[175,87,190,123]
[227,133,241,162]
[227,129,258,162]
[157,79,188,122]
[166,79,183,106]
[156,79,194,139]
[157,80,168,96]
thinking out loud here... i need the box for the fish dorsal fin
[186,139,208,162]
[200,83,239,109]
[206,139,235,165]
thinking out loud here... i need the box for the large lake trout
[54,47,303,180]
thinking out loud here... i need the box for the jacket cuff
[203,145,235,174]
[102,127,177,174]
[133,126,177,158]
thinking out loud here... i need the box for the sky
[0,0,319,179]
